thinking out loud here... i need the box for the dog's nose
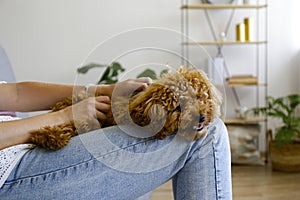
[193,114,205,132]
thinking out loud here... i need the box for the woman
[0,79,232,199]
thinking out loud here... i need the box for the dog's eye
[173,105,181,112]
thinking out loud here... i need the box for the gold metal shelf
[181,4,268,10]
[183,41,267,45]
[224,117,266,125]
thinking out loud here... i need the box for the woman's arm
[0,77,150,112]
[0,82,82,111]
[0,109,69,149]
[0,96,111,150]
[0,77,152,150]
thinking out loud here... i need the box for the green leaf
[288,94,300,110]
[137,69,157,80]
[275,127,298,145]
[160,69,168,77]
[77,63,106,74]
[272,108,287,119]
[290,117,300,129]
[97,62,125,84]
[253,94,300,145]
[111,62,125,76]
[97,67,112,84]
[273,97,290,113]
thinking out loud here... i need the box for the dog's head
[113,67,222,140]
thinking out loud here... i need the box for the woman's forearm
[0,82,115,112]
[0,109,70,150]
[0,81,116,112]
[1,82,84,112]
[0,78,150,150]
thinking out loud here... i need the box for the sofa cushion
[0,46,16,83]
[0,46,17,116]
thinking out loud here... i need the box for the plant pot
[269,141,300,172]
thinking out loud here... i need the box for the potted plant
[77,62,167,84]
[252,94,300,172]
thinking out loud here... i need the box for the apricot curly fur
[30,67,222,150]
[113,67,222,141]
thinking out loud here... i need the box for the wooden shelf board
[224,117,266,124]
[183,41,267,45]
[181,4,267,10]
[224,83,267,87]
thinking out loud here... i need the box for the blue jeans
[1,118,232,199]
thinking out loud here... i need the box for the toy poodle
[29,67,222,150]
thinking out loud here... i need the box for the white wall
[268,0,300,97]
[0,0,182,84]
[0,0,299,93]
[1,0,300,150]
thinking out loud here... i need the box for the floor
[150,164,300,200]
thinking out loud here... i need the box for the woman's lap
[1,118,232,200]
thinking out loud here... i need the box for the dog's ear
[111,90,155,126]
[182,68,222,126]
[128,84,165,126]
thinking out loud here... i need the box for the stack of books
[226,75,258,85]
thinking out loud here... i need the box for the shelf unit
[181,0,268,158]
[183,41,267,45]
[181,4,267,9]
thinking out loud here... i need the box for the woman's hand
[92,77,152,99]
[61,96,111,125]
[112,77,153,98]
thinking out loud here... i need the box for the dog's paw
[29,123,77,150]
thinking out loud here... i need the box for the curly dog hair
[112,66,222,140]
[29,67,222,150]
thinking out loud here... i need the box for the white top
[0,116,34,189]
[0,82,35,188]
